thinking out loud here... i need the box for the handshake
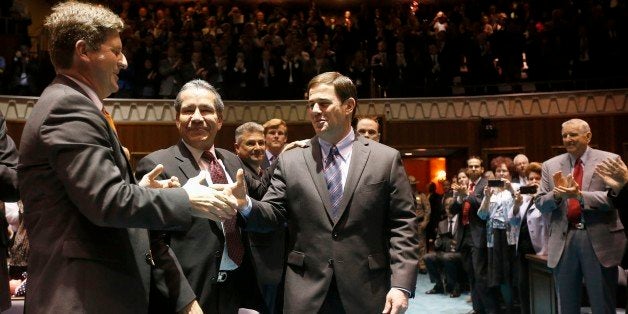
[139,164,248,222]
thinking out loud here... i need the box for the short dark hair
[307,72,357,116]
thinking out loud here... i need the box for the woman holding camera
[510,162,550,314]
[478,156,519,313]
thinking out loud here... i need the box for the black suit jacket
[451,178,488,248]
[136,141,276,312]
[18,75,193,313]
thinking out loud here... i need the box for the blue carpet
[407,273,472,314]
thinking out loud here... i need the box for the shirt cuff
[240,196,253,218]
[392,287,411,298]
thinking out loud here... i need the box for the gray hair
[174,79,224,117]
[562,119,591,133]
[45,1,124,69]
[513,154,528,164]
[235,122,264,144]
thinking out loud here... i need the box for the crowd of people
[1,2,628,314]
[1,0,627,99]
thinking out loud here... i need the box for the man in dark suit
[451,156,496,314]
[18,3,233,313]
[234,121,285,313]
[424,197,464,298]
[135,80,267,313]
[0,113,19,311]
[536,118,626,313]
[231,72,419,313]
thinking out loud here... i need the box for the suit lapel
[334,137,370,222]
[559,154,572,187]
[582,149,597,191]
[215,149,239,181]
[304,137,334,220]
[175,141,201,181]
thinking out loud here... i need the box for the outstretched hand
[183,171,237,222]
[595,156,628,194]
[139,164,181,188]
[210,168,249,211]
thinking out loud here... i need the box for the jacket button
[145,252,155,266]
[332,233,338,240]
[328,259,334,268]
[214,250,221,257]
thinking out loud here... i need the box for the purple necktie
[324,146,343,218]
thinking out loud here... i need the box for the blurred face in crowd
[562,122,591,157]
[466,158,484,181]
[514,156,529,177]
[265,126,287,153]
[494,163,511,181]
[235,131,266,168]
[356,118,380,142]
[308,83,355,144]
[457,171,469,187]
[176,88,222,150]
[527,171,541,187]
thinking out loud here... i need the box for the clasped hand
[552,171,580,199]
[181,169,250,222]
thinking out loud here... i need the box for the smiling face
[494,163,511,180]
[466,158,484,181]
[307,83,354,144]
[176,88,223,150]
[236,131,266,168]
[562,122,591,157]
[84,32,127,99]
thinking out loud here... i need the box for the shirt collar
[569,146,591,166]
[318,131,355,161]
[182,141,216,164]
[265,150,276,161]
[62,74,104,111]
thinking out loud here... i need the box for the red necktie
[202,151,244,266]
[102,108,117,135]
[567,158,583,224]
[462,182,475,225]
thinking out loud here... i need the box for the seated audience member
[424,197,463,298]
[478,156,518,313]
[510,162,549,314]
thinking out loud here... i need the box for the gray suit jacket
[536,147,626,268]
[19,75,192,313]
[247,135,419,313]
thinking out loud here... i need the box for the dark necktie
[462,182,475,225]
[567,158,583,224]
[102,107,117,135]
[448,219,453,234]
[324,146,343,219]
[202,151,244,266]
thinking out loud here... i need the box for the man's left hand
[382,288,409,314]
[139,164,181,188]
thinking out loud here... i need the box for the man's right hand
[178,300,202,314]
[182,171,237,222]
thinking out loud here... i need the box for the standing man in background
[536,118,626,313]
[232,72,419,313]
[18,3,228,313]
[235,122,267,178]
[262,118,288,169]
[513,154,530,185]
[355,115,381,142]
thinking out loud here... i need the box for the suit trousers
[472,245,498,314]
[319,275,345,314]
[554,229,618,314]
[207,262,265,314]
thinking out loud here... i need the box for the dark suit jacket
[18,75,193,313]
[450,178,488,248]
[433,217,461,252]
[536,148,626,268]
[135,141,277,312]
[246,135,419,313]
[0,113,18,311]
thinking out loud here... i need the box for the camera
[519,185,538,194]
[487,179,504,187]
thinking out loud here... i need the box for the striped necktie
[324,145,343,219]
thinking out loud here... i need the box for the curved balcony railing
[1,88,626,123]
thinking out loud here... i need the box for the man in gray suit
[536,118,626,313]
[18,3,234,313]
[228,72,419,313]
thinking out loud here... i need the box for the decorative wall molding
[1,89,626,123]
